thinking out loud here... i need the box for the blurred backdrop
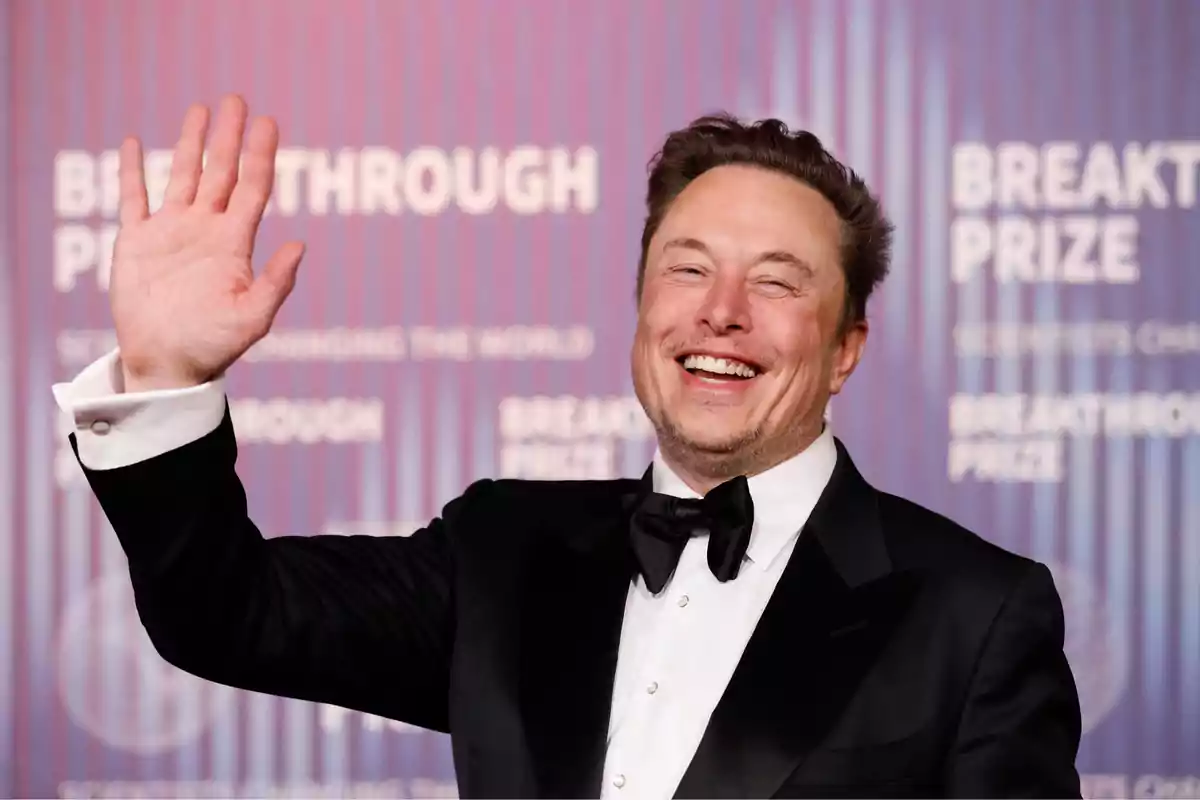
[4,0,1199,797]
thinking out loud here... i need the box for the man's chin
[659,418,760,455]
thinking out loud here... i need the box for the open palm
[110,95,305,391]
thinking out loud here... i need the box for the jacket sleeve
[73,406,468,733]
[946,562,1083,798]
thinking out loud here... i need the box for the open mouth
[677,354,762,381]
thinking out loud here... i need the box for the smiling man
[54,98,1082,799]
[632,153,864,494]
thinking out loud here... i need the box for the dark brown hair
[637,113,893,333]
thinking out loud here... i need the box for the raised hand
[109,94,305,392]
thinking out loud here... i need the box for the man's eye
[754,279,797,298]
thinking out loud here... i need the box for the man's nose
[696,276,752,333]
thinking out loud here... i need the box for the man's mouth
[678,354,761,381]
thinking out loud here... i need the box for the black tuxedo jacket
[73,409,1082,798]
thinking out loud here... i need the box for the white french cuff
[51,348,228,471]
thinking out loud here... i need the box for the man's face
[631,164,867,480]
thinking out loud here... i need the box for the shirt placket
[604,562,703,797]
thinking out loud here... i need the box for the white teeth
[681,354,759,378]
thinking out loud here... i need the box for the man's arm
[56,351,464,733]
[947,562,1083,799]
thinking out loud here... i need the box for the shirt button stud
[90,420,112,435]
[677,595,689,607]
[647,681,658,694]
[613,774,626,788]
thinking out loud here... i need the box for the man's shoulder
[873,489,1043,599]
[457,475,641,508]
[440,475,641,537]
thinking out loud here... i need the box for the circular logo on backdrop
[1044,561,1129,734]
[55,571,237,754]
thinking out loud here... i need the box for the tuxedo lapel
[674,439,918,799]
[515,483,640,798]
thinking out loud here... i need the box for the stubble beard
[651,410,772,482]
[650,402,826,485]
[633,351,817,484]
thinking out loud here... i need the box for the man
[54,95,1082,798]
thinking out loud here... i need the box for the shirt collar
[651,425,838,572]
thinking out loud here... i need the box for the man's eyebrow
[753,250,814,276]
[661,237,712,256]
[662,238,814,276]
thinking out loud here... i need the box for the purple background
[4,0,1198,797]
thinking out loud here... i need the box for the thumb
[242,240,305,330]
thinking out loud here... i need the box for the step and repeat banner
[4,0,1198,797]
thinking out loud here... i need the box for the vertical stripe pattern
[5,0,1198,795]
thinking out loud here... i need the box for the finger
[226,115,279,238]
[117,137,149,225]
[241,240,305,331]
[162,104,210,208]
[194,94,249,211]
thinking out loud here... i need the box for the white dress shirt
[601,425,836,799]
[52,349,838,800]
[51,349,230,470]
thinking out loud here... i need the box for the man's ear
[829,318,868,395]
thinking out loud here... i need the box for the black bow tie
[627,473,755,594]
